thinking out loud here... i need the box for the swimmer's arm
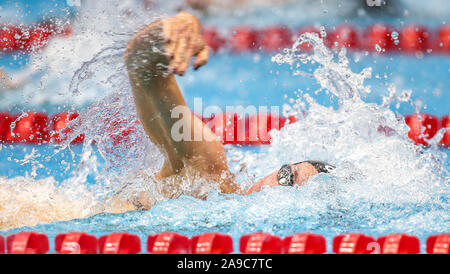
[125,13,238,193]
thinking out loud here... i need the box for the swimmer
[124,12,334,208]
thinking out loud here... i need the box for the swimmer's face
[282,162,319,187]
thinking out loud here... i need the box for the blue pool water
[0,0,449,253]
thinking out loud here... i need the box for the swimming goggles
[277,161,335,186]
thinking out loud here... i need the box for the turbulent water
[0,0,449,241]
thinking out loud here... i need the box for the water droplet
[375,44,382,52]
[391,31,399,40]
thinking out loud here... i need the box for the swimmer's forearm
[125,22,188,172]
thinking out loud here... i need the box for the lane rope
[2,232,449,254]
[1,23,449,54]
[0,111,448,147]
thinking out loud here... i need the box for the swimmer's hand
[126,12,209,77]
[162,12,209,75]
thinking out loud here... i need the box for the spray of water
[0,2,448,237]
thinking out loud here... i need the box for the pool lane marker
[0,112,448,147]
[3,232,449,254]
[1,23,450,54]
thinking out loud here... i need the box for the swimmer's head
[277,161,335,186]
[277,164,294,186]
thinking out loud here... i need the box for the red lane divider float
[400,25,430,53]
[239,233,283,254]
[377,233,420,254]
[0,111,448,147]
[99,232,141,254]
[204,24,450,53]
[1,23,71,53]
[260,26,292,52]
[4,112,49,144]
[404,114,440,146]
[440,115,450,147]
[439,25,450,51]
[191,232,234,254]
[206,112,246,145]
[0,235,4,254]
[283,233,326,254]
[55,232,98,254]
[7,232,49,254]
[51,112,85,144]
[147,232,190,254]
[366,24,395,52]
[230,26,259,53]
[203,27,226,52]
[297,26,321,51]
[329,25,359,50]
[426,234,450,254]
[2,23,450,54]
[333,233,376,254]
[0,112,15,142]
[2,232,450,254]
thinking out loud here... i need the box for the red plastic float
[440,115,450,147]
[55,232,98,254]
[206,112,246,145]
[260,26,292,52]
[51,112,84,144]
[0,235,4,254]
[203,27,226,52]
[283,233,326,254]
[333,233,376,254]
[247,113,286,144]
[438,25,450,52]
[297,26,321,51]
[377,234,420,254]
[0,26,18,52]
[426,234,450,254]
[2,23,450,54]
[0,112,16,142]
[4,232,450,254]
[4,112,49,143]
[0,111,449,147]
[191,232,234,254]
[405,114,440,146]
[99,232,141,254]
[400,25,430,52]
[0,23,67,52]
[26,25,53,51]
[329,25,359,50]
[6,232,49,254]
[230,26,259,52]
[147,232,190,254]
[239,233,283,254]
[366,24,395,52]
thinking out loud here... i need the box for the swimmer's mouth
[277,161,335,186]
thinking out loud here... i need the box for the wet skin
[124,12,322,208]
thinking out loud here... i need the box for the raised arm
[124,12,237,193]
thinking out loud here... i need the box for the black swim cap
[304,160,336,173]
